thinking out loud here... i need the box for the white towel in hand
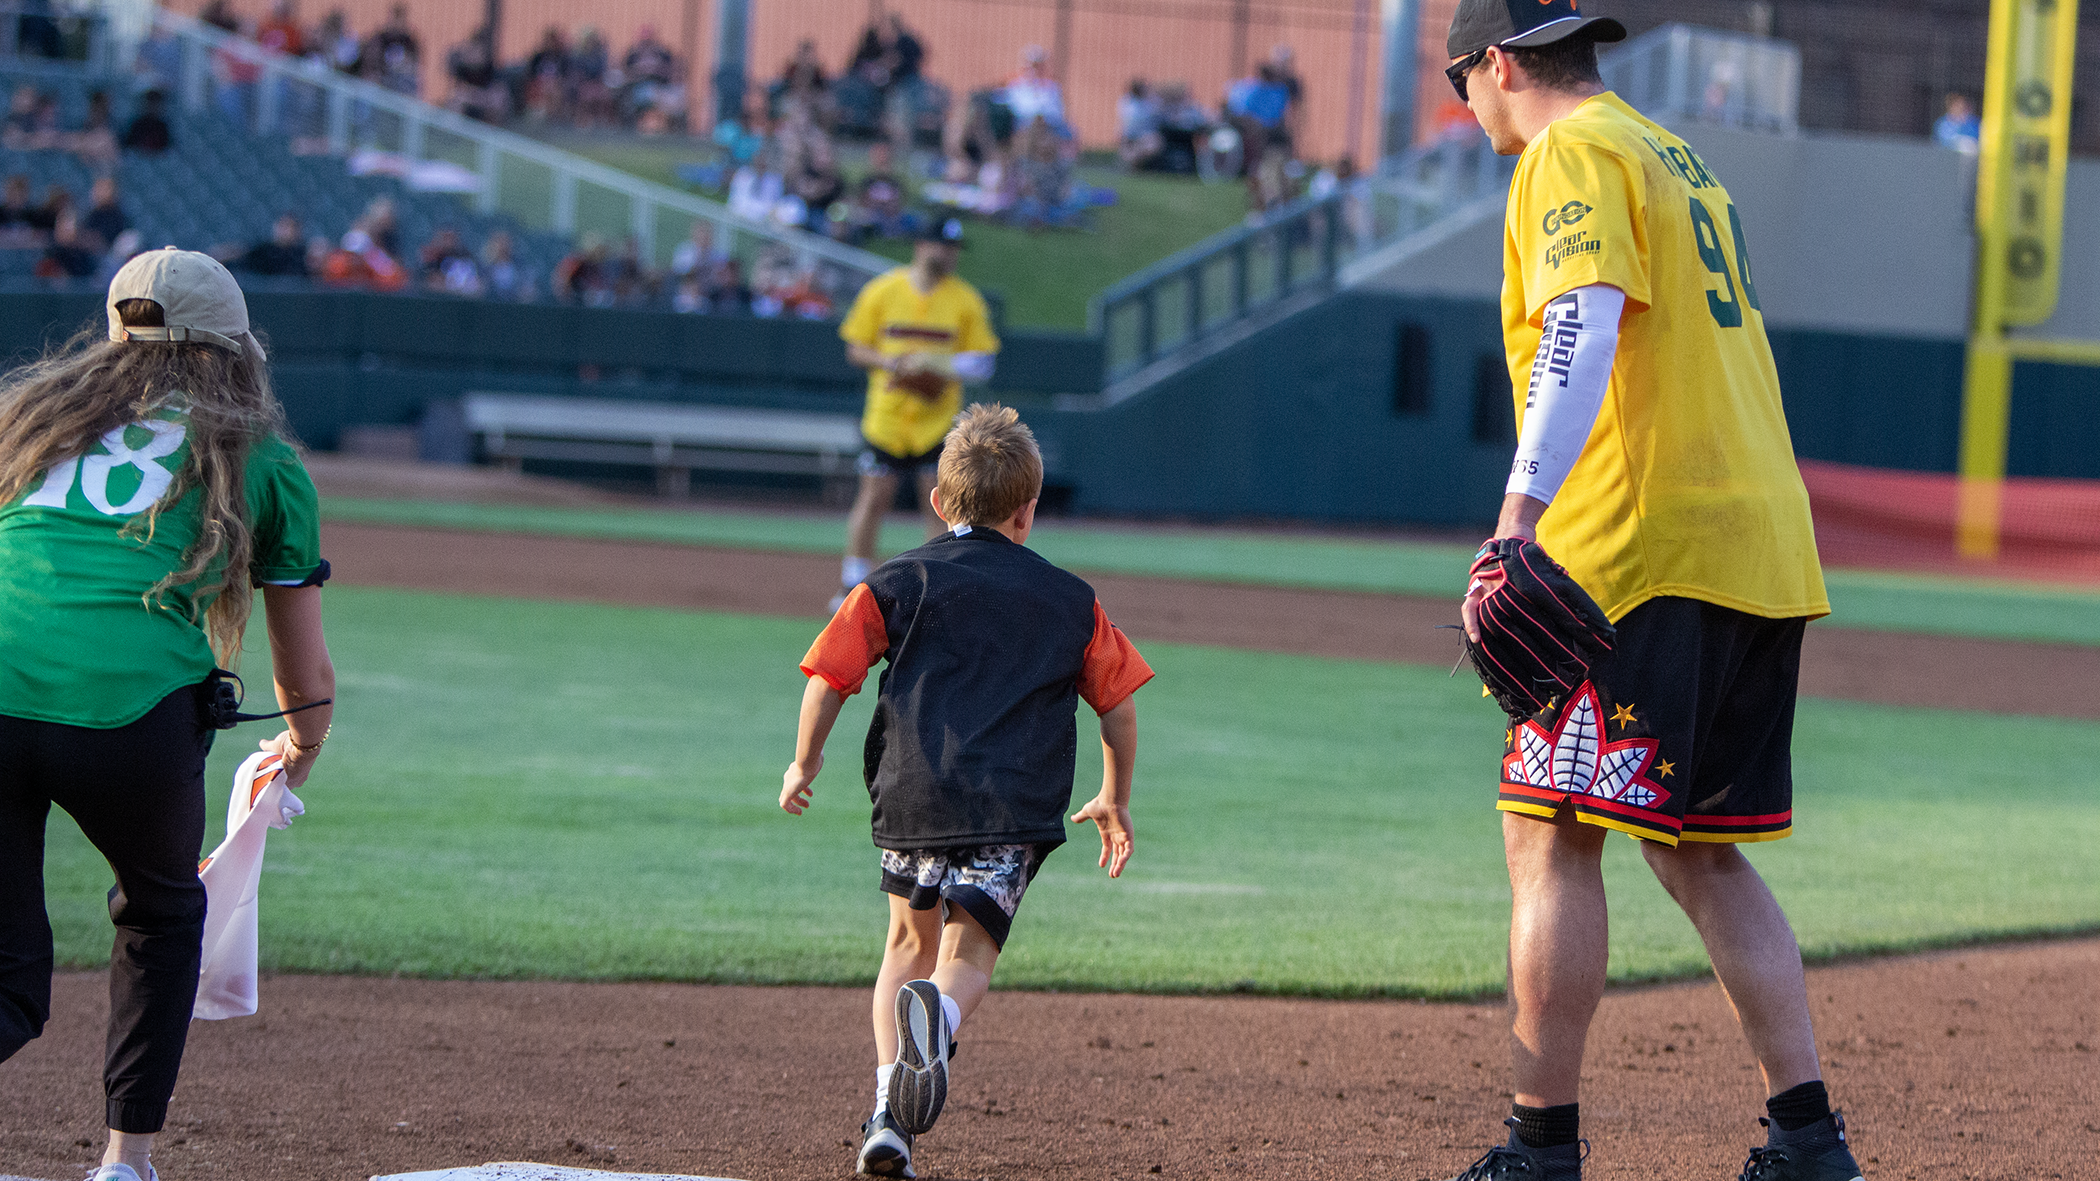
[193,750,305,1021]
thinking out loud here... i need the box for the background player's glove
[889,352,953,398]
[1461,538,1616,719]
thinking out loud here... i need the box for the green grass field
[554,139,1251,331]
[321,497,2100,646]
[39,587,2100,997]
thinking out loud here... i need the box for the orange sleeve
[799,583,890,696]
[1076,600,1154,715]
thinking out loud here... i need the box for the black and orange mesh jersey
[800,527,1153,851]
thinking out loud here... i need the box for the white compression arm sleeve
[951,351,995,383]
[1506,283,1625,505]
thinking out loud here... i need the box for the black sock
[1766,1080,1831,1132]
[1511,1102,1580,1149]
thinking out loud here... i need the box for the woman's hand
[259,729,320,789]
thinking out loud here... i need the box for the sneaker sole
[856,1135,914,1179]
[887,980,948,1135]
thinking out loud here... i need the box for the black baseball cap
[914,214,968,248]
[1447,0,1625,58]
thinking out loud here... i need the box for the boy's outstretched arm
[1071,696,1136,877]
[781,676,845,815]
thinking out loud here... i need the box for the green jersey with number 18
[0,411,322,728]
[1501,92,1827,625]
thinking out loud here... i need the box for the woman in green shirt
[0,249,334,1181]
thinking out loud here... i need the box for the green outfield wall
[2,289,2092,525]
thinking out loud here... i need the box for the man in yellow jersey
[833,216,1001,606]
[1438,4,1864,1181]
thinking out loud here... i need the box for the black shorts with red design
[1495,595,1806,846]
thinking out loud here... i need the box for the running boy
[781,404,1152,1179]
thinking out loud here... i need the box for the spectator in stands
[605,237,653,306]
[481,230,529,301]
[0,175,41,248]
[1003,45,1066,135]
[1013,115,1078,226]
[120,89,172,155]
[81,177,128,254]
[750,245,832,319]
[1155,83,1210,174]
[669,220,725,285]
[1227,63,1294,212]
[361,4,422,97]
[621,25,681,133]
[256,0,305,58]
[771,39,830,120]
[1118,78,1164,171]
[419,226,483,296]
[37,209,100,280]
[838,140,911,243]
[447,26,507,123]
[1268,43,1305,145]
[223,213,310,277]
[322,200,406,291]
[524,26,572,122]
[71,89,119,168]
[569,27,614,128]
[553,233,614,306]
[2,85,41,151]
[708,257,753,314]
[30,184,70,236]
[1935,93,1980,155]
[315,8,360,73]
[358,196,401,258]
[728,141,789,225]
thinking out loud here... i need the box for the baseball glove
[1461,538,1616,719]
[889,352,954,399]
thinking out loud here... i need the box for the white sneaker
[89,1164,158,1181]
[855,1110,915,1178]
[886,979,950,1135]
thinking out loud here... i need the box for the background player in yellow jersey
[1440,3,1864,1180]
[834,217,1001,607]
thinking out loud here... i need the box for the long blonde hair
[0,300,286,664]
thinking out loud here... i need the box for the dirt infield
[6,515,2095,1180]
[1,940,2092,1181]
[319,521,2100,719]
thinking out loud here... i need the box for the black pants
[0,685,212,1134]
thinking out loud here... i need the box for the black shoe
[886,979,950,1135]
[1737,1113,1865,1181]
[856,1110,915,1178]
[1445,1119,1585,1180]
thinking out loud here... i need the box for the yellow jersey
[839,267,1001,458]
[1502,93,1827,622]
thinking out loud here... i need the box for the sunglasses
[1446,47,1489,102]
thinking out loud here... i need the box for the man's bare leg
[1504,808,1610,1107]
[1641,840,1822,1095]
[840,470,900,601]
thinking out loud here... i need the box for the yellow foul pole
[1959,0,2079,558]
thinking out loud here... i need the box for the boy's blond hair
[936,403,1042,526]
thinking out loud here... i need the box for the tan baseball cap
[106,247,262,359]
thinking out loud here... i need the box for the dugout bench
[462,393,864,498]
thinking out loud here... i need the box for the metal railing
[131,6,892,284]
[1090,131,1515,383]
[1601,23,1800,136]
[1090,23,1799,384]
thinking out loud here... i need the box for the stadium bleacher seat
[0,67,573,293]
